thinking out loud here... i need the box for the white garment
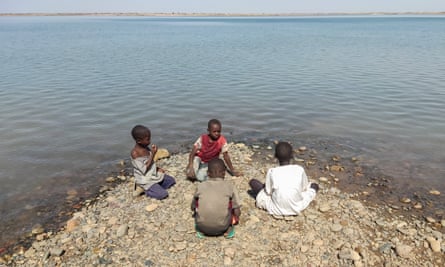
[256,165,316,216]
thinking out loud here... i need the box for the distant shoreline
[1,12,445,17]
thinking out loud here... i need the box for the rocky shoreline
[3,143,444,266]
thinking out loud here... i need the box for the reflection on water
[1,16,445,246]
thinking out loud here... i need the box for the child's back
[192,158,241,237]
[249,142,318,216]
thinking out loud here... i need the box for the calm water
[1,16,445,246]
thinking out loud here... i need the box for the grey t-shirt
[193,177,240,235]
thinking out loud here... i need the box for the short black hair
[131,125,150,141]
[207,119,221,129]
[208,158,226,174]
[275,141,293,161]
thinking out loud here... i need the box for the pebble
[66,218,80,232]
[319,204,331,212]
[298,146,307,152]
[429,190,440,195]
[49,248,65,257]
[331,224,343,232]
[145,204,158,212]
[10,144,443,267]
[395,244,412,258]
[426,237,441,252]
[31,224,44,235]
[105,177,115,183]
[319,177,329,183]
[425,216,436,223]
[116,224,129,237]
[399,197,411,204]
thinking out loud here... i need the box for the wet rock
[31,224,44,235]
[105,176,115,183]
[330,165,344,172]
[399,197,411,204]
[429,190,440,195]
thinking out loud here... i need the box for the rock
[154,148,170,161]
[31,224,44,235]
[66,218,80,232]
[301,245,309,253]
[298,146,307,152]
[319,204,331,212]
[313,239,324,246]
[175,241,187,251]
[426,237,441,252]
[429,190,440,195]
[338,248,360,260]
[379,243,393,254]
[145,204,158,212]
[399,197,411,204]
[175,225,187,233]
[235,143,246,149]
[319,177,329,183]
[425,216,436,223]
[105,176,115,183]
[413,203,422,209]
[49,248,65,257]
[331,224,342,232]
[116,224,129,237]
[395,244,412,258]
[330,165,344,172]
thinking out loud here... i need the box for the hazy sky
[1,0,445,14]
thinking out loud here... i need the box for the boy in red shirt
[186,119,241,182]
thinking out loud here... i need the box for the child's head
[207,158,226,178]
[131,125,151,145]
[207,119,222,141]
[275,141,293,163]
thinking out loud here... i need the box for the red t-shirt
[196,134,227,163]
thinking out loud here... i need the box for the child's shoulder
[131,146,149,159]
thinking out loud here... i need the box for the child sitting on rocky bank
[191,158,241,238]
[186,119,241,182]
[130,125,176,199]
[249,141,319,216]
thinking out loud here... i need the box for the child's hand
[151,144,158,154]
[186,167,196,180]
[231,169,243,177]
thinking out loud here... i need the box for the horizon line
[1,11,445,17]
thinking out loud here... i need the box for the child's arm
[186,145,199,178]
[223,151,242,176]
[144,144,158,169]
